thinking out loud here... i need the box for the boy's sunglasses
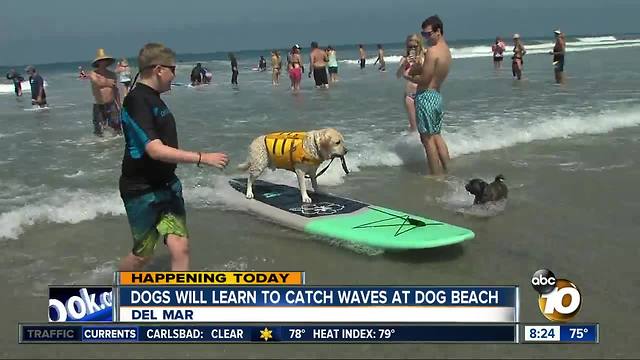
[151,64,176,75]
[127,64,176,92]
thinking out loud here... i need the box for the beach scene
[2,0,640,358]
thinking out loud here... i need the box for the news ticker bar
[20,324,517,343]
[19,324,599,344]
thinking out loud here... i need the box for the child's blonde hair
[405,33,425,59]
[138,43,176,76]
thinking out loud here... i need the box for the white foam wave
[63,170,85,178]
[0,80,48,94]
[0,189,124,240]
[340,39,640,62]
[577,36,617,42]
[447,107,640,158]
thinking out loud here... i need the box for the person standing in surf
[309,41,329,88]
[396,34,424,133]
[115,58,132,99]
[5,69,24,97]
[25,65,47,108]
[404,15,451,175]
[89,48,122,136]
[358,44,366,70]
[511,34,526,80]
[118,43,229,272]
[374,44,386,72]
[288,46,303,92]
[549,30,566,84]
[229,53,239,87]
[327,46,339,83]
[492,37,506,70]
[271,50,282,86]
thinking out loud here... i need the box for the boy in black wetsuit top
[118,43,229,271]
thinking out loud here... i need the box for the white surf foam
[0,80,48,94]
[341,38,640,62]
[446,107,640,158]
[577,36,617,42]
[0,189,124,240]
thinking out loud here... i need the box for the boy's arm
[145,140,228,168]
[146,140,200,164]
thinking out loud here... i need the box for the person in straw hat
[88,48,121,136]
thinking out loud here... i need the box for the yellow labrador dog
[238,128,348,203]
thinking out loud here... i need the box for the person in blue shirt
[25,65,46,107]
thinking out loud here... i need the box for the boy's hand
[201,152,229,169]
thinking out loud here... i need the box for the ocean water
[2,35,640,358]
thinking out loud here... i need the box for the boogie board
[229,178,475,249]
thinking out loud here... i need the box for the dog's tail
[495,174,505,182]
[237,161,250,171]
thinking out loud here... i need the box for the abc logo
[531,269,581,322]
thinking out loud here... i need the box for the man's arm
[405,51,436,86]
[89,72,116,87]
[37,81,45,101]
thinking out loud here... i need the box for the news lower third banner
[116,286,518,323]
[20,324,519,343]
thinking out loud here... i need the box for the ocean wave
[577,36,617,42]
[446,107,640,157]
[3,105,639,239]
[340,38,640,62]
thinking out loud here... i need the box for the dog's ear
[318,129,333,151]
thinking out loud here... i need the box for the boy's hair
[422,15,444,35]
[138,43,176,76]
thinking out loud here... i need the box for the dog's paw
[245,191,254,199]
[302,195,312,203]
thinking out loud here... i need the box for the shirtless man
[404,15,451,175]
[89,48,121,137]
[308,41,329,88]
[374,44,386,72]
[358,44,366,70]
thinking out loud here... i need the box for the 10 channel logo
[531,269,582,322]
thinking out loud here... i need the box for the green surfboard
[229,178,474,249]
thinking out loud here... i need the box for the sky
[1,0,639,66]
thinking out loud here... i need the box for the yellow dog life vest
[264,132,323,171]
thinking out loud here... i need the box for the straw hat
[92,48,115,67]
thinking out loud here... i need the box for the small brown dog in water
[465,175,508,205]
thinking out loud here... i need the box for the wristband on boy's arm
[197,152,202,168]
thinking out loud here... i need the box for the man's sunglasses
[421,30,433,39]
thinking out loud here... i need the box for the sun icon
[259,327,273,341]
